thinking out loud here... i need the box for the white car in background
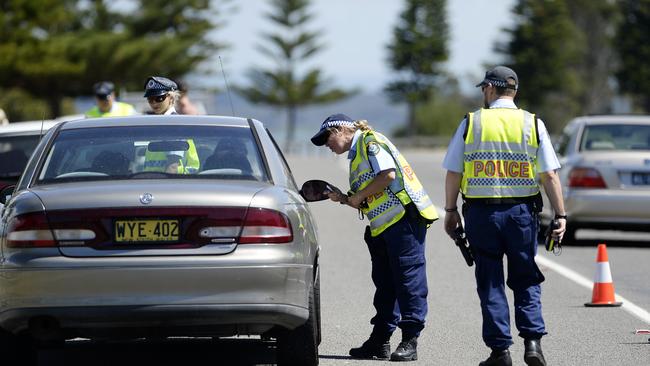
[542,115,650,243]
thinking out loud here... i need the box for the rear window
[36,125,268,184]
[0,135,41,178]
[580,124,650,151]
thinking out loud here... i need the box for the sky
[215,0,516,94]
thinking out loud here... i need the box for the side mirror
[299,180,343,202]
[0,185,15,205]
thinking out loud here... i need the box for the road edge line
[535,254,650,324]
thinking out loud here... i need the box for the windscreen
[37,125,268,184]
[580,124,650,152]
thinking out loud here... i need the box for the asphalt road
[37,149,649,365]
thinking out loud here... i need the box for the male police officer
[85,81,137,118]
[442,66,566,366]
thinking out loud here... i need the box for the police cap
[476,66,518,90]
[93,81,115,99]
[311,113,355,146]
[143,76,178,97]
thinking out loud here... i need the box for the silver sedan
[541,115,650,243]
[0,115,321,365]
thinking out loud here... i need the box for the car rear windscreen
[37,125,268,183]
[580,124,650,152]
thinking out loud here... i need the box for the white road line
[535,254,650,324]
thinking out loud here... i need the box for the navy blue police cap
[93,81,114,99]
[311,113,355,146]
[476,66,518,90]
[143,76,178,97]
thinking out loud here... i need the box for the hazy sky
[217,0,516,93]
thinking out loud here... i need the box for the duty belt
[464,197,534,205]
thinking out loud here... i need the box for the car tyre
[276,284,319,366]
[314,265,322,346]
[0,329,37,366]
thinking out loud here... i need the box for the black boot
[390,335,418,361]
[349,333,391,360]
[524,339,546,366]
[479,349,512,366]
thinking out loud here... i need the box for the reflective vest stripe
[461,108,540,198]
[350,131,437,237]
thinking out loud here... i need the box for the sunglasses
[147,94,168,103]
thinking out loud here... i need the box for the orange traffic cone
[585,244,622,307]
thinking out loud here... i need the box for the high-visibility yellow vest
[144,139,200,174]
[461,108,540,198]
[350,130,438,237]
[85,102,136,118]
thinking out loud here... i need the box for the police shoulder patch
[367,142,380,156]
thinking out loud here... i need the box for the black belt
[464,197,533,205]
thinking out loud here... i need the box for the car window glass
[16,128,56,191]
[266,128,298,191]
[36,125,269,184]
[580,124,650,152]
[555,132,571,156]
[0,135,40,179]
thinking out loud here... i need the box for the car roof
[58,115,254,130]
[0,120,61,136]
[569,115,650,126]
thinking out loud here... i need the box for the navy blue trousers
[364,215,428,338]
[464,202,547,350]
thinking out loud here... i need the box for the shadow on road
[38,337,279,366]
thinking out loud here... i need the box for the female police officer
[143,76,200,174]
[311,113,438,361]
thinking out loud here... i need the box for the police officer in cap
[144,76,180,115]
[442,66,567,366]
[311,114,438,362]
[143,76,200,174]
[85,81,136,118]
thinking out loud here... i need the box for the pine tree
[238,0,353,151]
[495,0,582,132]
[385,0,449,137]
[0,0,226,120]
[616,0,650,112]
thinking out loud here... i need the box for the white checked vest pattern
[350,130,438,237]
[461,108,540,198]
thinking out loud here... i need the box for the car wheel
[276,284,319,366]
[0,329,37,365]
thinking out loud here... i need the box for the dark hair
[495,78,517,97]
[175,79,189,94]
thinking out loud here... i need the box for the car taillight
[6,212,56,248]
[568,167,607,188]
[238,208,293,244]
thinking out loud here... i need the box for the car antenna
[39,113,46,141]
[218,55,236,116]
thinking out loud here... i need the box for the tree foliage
[238,0,354,150]
[566,0,620,115]
[385,0,449,136]
[0,0,224,120]
[616,0,650,112]
[496,0,583,133]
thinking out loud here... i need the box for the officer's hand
[553,218,567,242]
[327,191,347,203]
[346,194,364,209]
[444,211,461,239]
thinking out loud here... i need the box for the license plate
[631,172,650,185]
[114,219,180,243]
